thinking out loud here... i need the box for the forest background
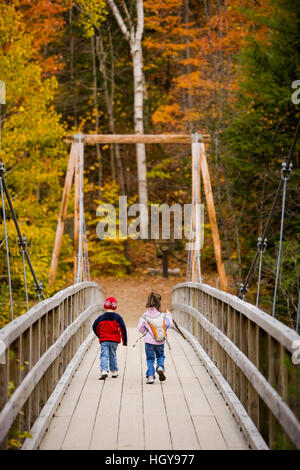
[0,0,299,329]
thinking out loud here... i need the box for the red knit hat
[104,297,117,310]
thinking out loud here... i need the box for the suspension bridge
[0,128,299,450]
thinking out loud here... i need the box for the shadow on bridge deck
[39,328,249,450]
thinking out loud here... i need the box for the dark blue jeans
[145,342,165,378]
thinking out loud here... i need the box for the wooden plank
[66,133,210,145]
[191,141,201,282]
[117,330,144,450]
[90,344,126,450]
[141,343,172,450]
[199,144,228,292]
[61,392,101,449]
[247,320,259,427]
[49,143,77,287]
[56,341,99,450]
[162,332,200,450]
[74,145,79,278]
[192,416,227,450]
[39,416,70,450]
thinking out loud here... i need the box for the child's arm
[92,316,101,338]
[165,310,173,329]
[117,315,128,346]
[137,317,147,335]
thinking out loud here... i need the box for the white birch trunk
[107,0,148,231]
[131,39,148,211]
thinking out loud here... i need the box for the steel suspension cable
[238,118,300,299]
[256,237,267,307]
[0,163,45,301]
[18,236,29,311]
[272,162,292,317]
[0,175,14,320]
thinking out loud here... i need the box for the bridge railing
[172,282,300,450]
[0,281,103,449]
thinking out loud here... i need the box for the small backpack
[143,312,168,342]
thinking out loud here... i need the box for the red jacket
[92,311,127,345]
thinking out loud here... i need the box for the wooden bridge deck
[39,328,249,450]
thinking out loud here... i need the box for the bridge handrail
[0,281,101,351]
[173,282,299,353]
[172,282,300,450]
[0,281,103,449]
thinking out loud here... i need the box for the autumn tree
[0,2,69,325]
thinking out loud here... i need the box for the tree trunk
[69,7,78,128]
[96,31,125,194]
[90,35,103,198]
[131,39,148,212]
[107,0,148,232]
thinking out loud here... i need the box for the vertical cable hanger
[272,161,292,317]
[0,84,13,319]
[256,237,267,308]
[0,175,14,320]
[18,236,29,311]
[238,118,300,301]
[0,163,45,302]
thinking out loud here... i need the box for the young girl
[137,292,173,384]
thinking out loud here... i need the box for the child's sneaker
[157,366,166,381]
[99,370,108,380]
[111,371,118,378]
[146,376,155,384]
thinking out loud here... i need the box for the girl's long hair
[146,292,161,311]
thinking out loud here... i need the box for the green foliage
[262,239,300,327]
[221,0,300,325]
[88,180,131,276]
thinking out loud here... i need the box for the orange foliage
[14,0,68,73]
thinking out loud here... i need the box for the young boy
[93,296,127,380]
[138,292,173,384]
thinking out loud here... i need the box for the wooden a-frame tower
[48,133,228,292]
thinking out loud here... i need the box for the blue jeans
[100,341,119,372]
[145,343,165,378]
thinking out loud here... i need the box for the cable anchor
[257,237,267,253]
[239,283,248,299]
[35,281,44,300]
[0,161,5,177]
[17,235,27,254]
[281,161,293,181]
